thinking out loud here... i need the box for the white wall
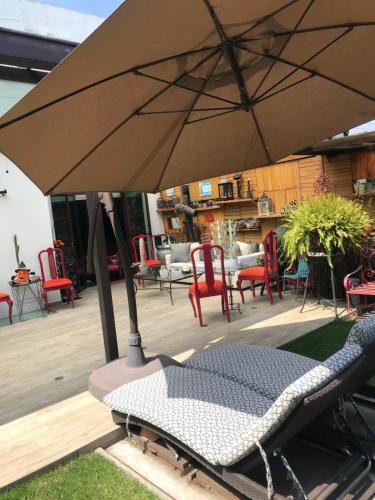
[0,0,103,42]
[147,194,165,235]
[0,80,58,318]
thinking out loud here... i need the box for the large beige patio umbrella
[1,0,375,368]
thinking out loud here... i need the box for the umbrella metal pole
[86,192,119,362]
[101,193,146,367]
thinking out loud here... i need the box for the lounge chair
[91,317,375,499]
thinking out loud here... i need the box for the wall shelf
[256,214,283,219]
[157,208,176,213]
[237,228,261,232]
[157,205,221,213]
[194,205,221,211]
[216,198,257,205]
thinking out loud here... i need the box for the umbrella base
[89,352,181,401]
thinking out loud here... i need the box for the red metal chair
[188,243,230,327]
[344,245,375,319]
[131,234,161,287]
[237,230,282,305]
[131,234,161,268]
[107,254,123,279]
[0,293,13,324]
[38,247,75,312]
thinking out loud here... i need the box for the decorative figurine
[233,174,243,198]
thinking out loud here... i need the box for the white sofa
[165,242,263,275]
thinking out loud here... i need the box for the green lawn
[1,454,157,500]
[282,318,355,361]
[283,318,375,387]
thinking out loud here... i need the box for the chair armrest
[165,253,172,270]
[344,266,362,290]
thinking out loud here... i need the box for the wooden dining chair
[237,230,282,305]
[188,243,230,327]
[0,293,13,324]
[38,247,75,312]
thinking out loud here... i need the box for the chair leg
[347,293,351,320]
[43,291,49,312]
[223,292,231,323]
[236,279,245,304]
[276,278,282,299]
[265,279,274,305]
[70,287,75,309]
[250,280,256,298]
[195,296,205,327]
[188,292,197,317]
[8,299,13,324]
[221,294,224,314]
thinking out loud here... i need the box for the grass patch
[1,453,157,500]
[283,318,375,387]
[282,318,355,361]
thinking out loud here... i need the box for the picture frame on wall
[199,180,213,197]
[166,187,175,197]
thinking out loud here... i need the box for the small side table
[9,278,45,321]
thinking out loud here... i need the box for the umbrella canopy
[1,0,375,195]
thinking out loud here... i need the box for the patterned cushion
[346,316,375,350]
[104,344,363,467]
[184,344,320,400]
[104,367,274,466]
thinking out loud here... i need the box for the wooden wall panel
[322,155,353,197]
[297,155,322,201]
[158,152,374,243]
[351,152,375,180]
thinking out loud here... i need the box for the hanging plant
[283,193,370,267]
[313,172,332,194]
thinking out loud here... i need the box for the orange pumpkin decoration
[15,268,31,283]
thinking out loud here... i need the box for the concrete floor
[0,281,342,426]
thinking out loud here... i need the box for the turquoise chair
[282,258,309,294]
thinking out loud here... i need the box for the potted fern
[282,193,370,267]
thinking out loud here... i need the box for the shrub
[283,193,370,267]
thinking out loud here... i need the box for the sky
[38,0,123,17]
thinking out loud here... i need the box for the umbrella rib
[249,27,353,103]
[250,0,316,101]
[0,44,221,131]
[186,108,239,125]
[253,74,315,104]
[134,70,239,107]
[155,52,224,192]
[240,21,375,42]
[236,0,301,39]
[237,39,375,104]
[202,0,272,163]
[44,49,220,195]
[138,106,238,115]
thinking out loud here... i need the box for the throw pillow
[170,243,191,263]
[249,243,259,253]
[237,240,252,256]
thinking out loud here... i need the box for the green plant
[283,193,370,267]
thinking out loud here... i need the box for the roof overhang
[0,27,77,82]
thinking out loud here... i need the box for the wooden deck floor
[0,282,343,490]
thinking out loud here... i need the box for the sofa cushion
[170,243,191,263]
[184,344,320,400]
[346,316,375,351]
[104,366,274,466]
